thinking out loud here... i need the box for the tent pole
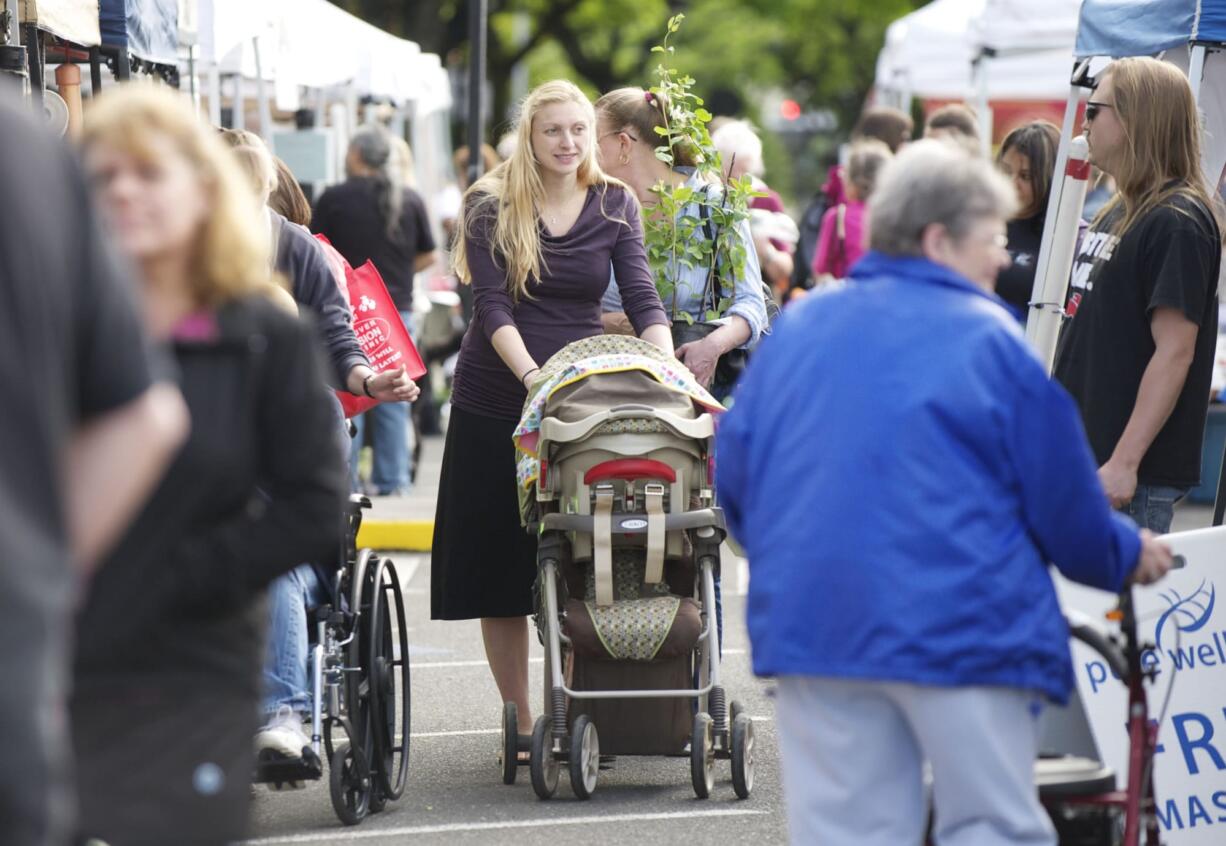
[188,45,198,110]
[233,74,245,130]
[1026,59,1092,374]
[466,0,488,186]
[253,36,270,138]
[207,63,221,126]
[972,51,993,156]
[1189,43,1207,103]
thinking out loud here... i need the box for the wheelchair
[253,494,412,826]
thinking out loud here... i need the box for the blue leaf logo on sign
[1154,580,1216,650]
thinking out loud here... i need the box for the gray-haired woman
[313,125,438,495]
[716,139,1172,845]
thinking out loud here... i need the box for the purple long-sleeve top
[451,183,669,420]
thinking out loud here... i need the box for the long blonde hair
[83,85,274,308]
[1096,57,1225,241]
[453,79,623,302]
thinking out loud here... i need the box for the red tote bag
[335,258,427,418]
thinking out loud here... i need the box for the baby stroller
[507,336,755,801]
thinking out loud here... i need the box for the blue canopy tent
[1075,0,1226,59]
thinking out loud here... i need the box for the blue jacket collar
[850,251,1001,306]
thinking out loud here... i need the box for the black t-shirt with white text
[1054,195,1220,487]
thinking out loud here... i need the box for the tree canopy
[330,0,926,197]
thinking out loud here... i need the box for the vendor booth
[874,0,1081,149]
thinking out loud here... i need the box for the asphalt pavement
[241,433,1218,845]
[243,545,786,844]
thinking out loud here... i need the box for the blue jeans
[1119,484,1187,533]
[352,310,416,494]
[261,564,326,718]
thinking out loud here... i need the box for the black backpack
[789,190,830,292]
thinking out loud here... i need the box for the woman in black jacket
[995,120,1062,322]
[70,87,347,845]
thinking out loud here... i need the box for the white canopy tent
[194,0,455,199]
[875,0,1083,150]
[874,0,984,106]
[968,0,1081,143]
[16,0,101,47]
[195,0,434,117]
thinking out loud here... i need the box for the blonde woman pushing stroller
[431,80,672,752]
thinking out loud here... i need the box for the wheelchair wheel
[329,742,372,826]
[363,556,412,801]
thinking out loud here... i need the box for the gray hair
[712,119,764,177]
[349,125,404,242]
[869,139,1017,256]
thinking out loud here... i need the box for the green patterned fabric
[584,549,680,661]
[593,418,669,435]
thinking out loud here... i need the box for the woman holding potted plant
[595,87,768,403]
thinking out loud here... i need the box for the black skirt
[431,405,538,619]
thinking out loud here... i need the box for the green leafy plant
[645,14,760,323]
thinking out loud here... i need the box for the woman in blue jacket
[715,140,1173,846]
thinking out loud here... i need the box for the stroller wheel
[731,713,755,799]
[529,716,559,800]
[501,702,519,785]
[690,712,715,799]
[569,715,600,800]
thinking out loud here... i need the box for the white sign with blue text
[1055,526,1226,846]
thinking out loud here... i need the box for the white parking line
[409,728,500,738]
[410,657,544,669]
[243,808,766,844]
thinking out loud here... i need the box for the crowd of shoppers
[2,41,1215,846]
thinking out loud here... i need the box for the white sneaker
[255,705,310,759]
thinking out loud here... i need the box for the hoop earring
[619,154,629,165]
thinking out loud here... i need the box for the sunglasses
[1085,101,1115,122]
